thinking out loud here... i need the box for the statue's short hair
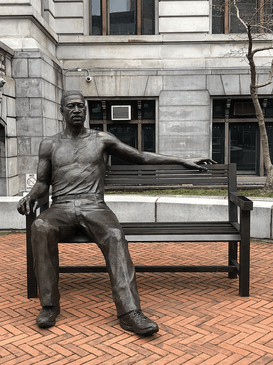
[61,90,85,107]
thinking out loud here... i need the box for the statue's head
[61,90,85,108]
[60,90,86,127]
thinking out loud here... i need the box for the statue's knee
[31,218,57,236]
[109,228,124,242]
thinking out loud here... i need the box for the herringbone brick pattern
[1,233,273,364]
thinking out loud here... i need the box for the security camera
[86,76,92,83]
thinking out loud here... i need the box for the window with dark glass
[212,0,272,34]
[89,0,154,35]
[212,98,273,175]
[88,99,155,164]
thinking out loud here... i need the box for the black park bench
[26,163,253,299]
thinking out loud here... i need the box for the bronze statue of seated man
[18,90,213,335]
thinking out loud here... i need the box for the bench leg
[228,241,238,279]
[239,210,250,297]
[26,213,38,298]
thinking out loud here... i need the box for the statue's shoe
[119,310,159,335]
[36,304,60,328]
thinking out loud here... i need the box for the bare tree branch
[254,59,273,88]
[232,0,248,31]
[252,46,273,55]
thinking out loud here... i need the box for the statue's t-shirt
[50,130,106,198]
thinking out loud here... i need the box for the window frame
[89,0,155,35]
[212,97,273,175]
[212,0,269,34]
[88,98,156,157]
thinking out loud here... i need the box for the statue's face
[61,94,86,128]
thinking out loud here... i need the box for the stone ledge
[1,195,272,239]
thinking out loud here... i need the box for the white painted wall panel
[159,1,209,16]
[159,17,209,33]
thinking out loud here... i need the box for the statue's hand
[194,158,217,166]
[17,195,38,215]
[184,158,217,171]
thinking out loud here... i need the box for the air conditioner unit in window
[111,105,131,121]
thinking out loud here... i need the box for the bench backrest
[105,163,235,188]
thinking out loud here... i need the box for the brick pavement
[1,233,273,364]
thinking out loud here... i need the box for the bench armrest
[229,192,253,211]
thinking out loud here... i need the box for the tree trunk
[247,25,273,192]
[251,87,273,193]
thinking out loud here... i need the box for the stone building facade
[1,0,273,195]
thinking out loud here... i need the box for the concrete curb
[1,195,272,239]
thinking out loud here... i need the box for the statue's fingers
[17,204,25,215]
[26,199,31,215]
[33,201,38,212]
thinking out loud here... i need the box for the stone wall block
[7,97,16,117]
[159,90,210,106]
[95,76,116,96]
[159,17,209,33]
[239,74,251,95]
[7,157,17,177]
[44,118,58,136]
[43,81,57,102]
[16,98,30,118]
[158,135,210,158]
[64,75,82,92]
[0,179,6,195]
[257,73,273,94]
[16,78,42,98]
[31,137,43,156]
[222,74,240,95]
[159,1,209,16]
[159,106,210,121]
[2,76,15,98]
[12,58,28,78]
[17,117,43,136]
[6,137,17,157]
[128,76,148,96]
[116,76,131,96]
[43,99,56,119]
[55,2,83,17]
[18,156,38,175]
[5,59,12,77]
[156,197,229,223]
[1,95,7,121]
[55,18,83,34]
[163,75,206,91]
[7,178,19,197]
[28,58,42,78]
[75,78,98,97]
[6,117,17,137]
[42,61,58,86]
[159,120,210,136]
[16,51,42,60]
[251,202,273,238]
[17,136,31,155]
[207,75,225,95]
[145,76,163,96]
[30,98,43,117]
[105,195,157,223]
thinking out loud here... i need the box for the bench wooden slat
[59,265,238,273]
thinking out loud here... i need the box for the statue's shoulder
[95,130,117,143]
[39,133,62,155]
